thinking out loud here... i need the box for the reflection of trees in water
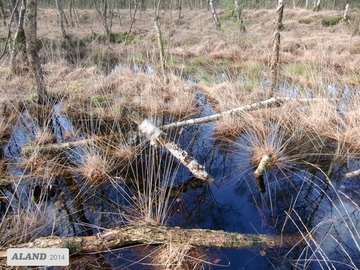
[176,185,245,232]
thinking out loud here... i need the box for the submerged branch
[0,225,297,256]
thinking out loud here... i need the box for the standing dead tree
[343,2,350,21]
[209,0,221,29]
[268,0,284,98]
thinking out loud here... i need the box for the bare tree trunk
[8,0,25,73]
[267,0,284,98]
[24,0,48,104]
[176,0,182,25]
[254,154,271,193]
[55,0,68,39]
[313,0,321,11]
[343,2,349,21]
[128,112,213,182]
[125,0,139,44]
[209,0,221,29]
[154,0,169,84]
[0,225,300,255]
[305,0,309,8]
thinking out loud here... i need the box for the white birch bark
[138,119,214,183]
[209,0,221,28]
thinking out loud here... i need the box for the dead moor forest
[0,0,360,269]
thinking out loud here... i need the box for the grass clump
[321,16,342,26]
[298,18,313,24]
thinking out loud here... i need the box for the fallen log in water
[130,115,214,183]
[21,135,120,156]
[0,225,301,257]
[161,97,334,130]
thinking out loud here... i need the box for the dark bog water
[2,81,360,269]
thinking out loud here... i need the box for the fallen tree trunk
[162,97,282,129]
[161,97,334,130]
[130,115,214,183]
[0,225,299,257]
[21,135,119,156]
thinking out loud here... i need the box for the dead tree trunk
[254,154,271,193]
[161,97,283,129]
[154,0,169,84]
[55,0,68,39]
[267,0,284,98]
[209,0,221,29]
[0,224,301,256]
[24,0,48,104]
[129,113,214,183]
[343,2,349,21]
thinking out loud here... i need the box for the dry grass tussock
[151,243,207,270]
[106,67,197,118]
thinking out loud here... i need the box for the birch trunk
[24,0,48,105]
[343,3,349,21]
[9,0,25,74]
[254,155,271,193]
[209,0,221,29]
[268,0,284,98]
[130,115,214,183]
[161,97,283,129]
[0,225,299,256]
[21,135,118,156]
[313,0,321,11]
